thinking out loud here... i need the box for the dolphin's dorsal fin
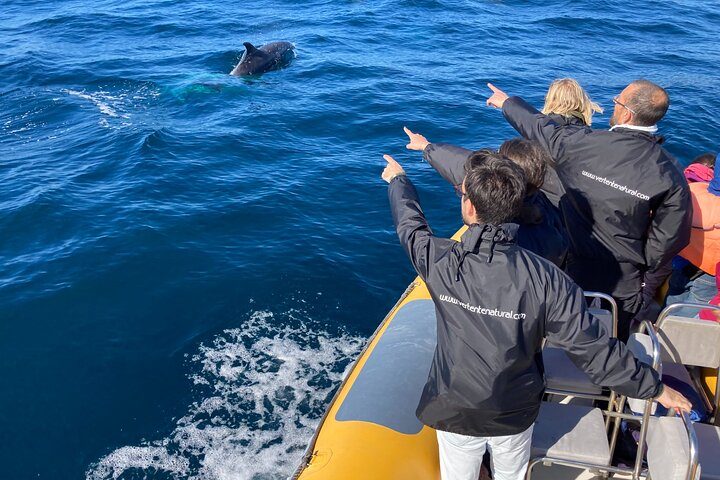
[243,42,258,55]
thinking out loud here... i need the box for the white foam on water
[65,89,124,118]
[86,310,365,480]
[64,86,159,129]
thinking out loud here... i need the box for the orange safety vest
[680,182,720,274]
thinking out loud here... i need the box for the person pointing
[486,81,691,340]
[381,152,691,480]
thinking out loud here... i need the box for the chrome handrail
[584,291,619,338]
[680,410,700,480]
[632,319,662,480]
[656,301,720,329]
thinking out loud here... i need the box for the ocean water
[1,0,718,478]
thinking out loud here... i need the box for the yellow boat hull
[295,278,439,479]
[294,229,479,479]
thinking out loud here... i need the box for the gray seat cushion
[646,416,692,480]
[657,316,720,369]
[648,418,720,480]
[543,347,603,395]
[532,402,611,465]
[696,422,720,480]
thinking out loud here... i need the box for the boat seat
[624,333,701,415]
[656,314,720,415]
[696,422,720,480]
[656,315,720,369]
[646,416,694,480]
[531,402,611,465]
[543,308,613,396]
[647,416,720,480]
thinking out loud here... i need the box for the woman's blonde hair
[541,78,603,126]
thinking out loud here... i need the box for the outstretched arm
[486,83,569,163]
[383,155,434,280]
[404,127,471,186]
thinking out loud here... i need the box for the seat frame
[529,320,667,480]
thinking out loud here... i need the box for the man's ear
[466,199,478,222]
[621,108,634,125]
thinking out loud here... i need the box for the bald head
[623,80,670,126]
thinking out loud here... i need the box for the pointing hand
[403,126,430,151]
[486,83,509,109]
[382,154,406,183]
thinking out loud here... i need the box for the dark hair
[498,138,549,194]
[626,79,669,126]
[693,152,716,168]
[463,150,527,225]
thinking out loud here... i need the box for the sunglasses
[613,96,636,115]
[454,185,467,199]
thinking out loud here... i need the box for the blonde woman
[541,78,603,126]
[531,79,603,208]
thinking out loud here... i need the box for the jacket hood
[455,223,518,280]
[460,223,519,251]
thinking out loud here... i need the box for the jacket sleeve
[545,272,662,399]
[388,174,436,280]
[423,143,472,186]
[502,97,570,164]
[645,182,692,272]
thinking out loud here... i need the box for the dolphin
[230,41,295,76]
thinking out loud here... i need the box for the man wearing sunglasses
[486,80,691,341]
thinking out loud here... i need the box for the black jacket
[423,142,568,267]
[389,174,661,436]
[502,97,692,295]
[540,114,586,208]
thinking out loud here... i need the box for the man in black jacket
[381,151,689,480]
[486,80,692,340]
[401,127,568,267]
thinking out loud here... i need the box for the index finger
[487,82,500,93]
[383,154,397,164]
[403,126,414,137]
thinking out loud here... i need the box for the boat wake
[86,309,364,480]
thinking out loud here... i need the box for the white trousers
[436,424,534,480]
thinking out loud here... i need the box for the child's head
[541,78,603,126]
[693,152,717,169]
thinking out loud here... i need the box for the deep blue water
[1,0,718,478]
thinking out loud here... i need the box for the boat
[292,228,720,480]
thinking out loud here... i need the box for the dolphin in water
[230,42,295,76]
